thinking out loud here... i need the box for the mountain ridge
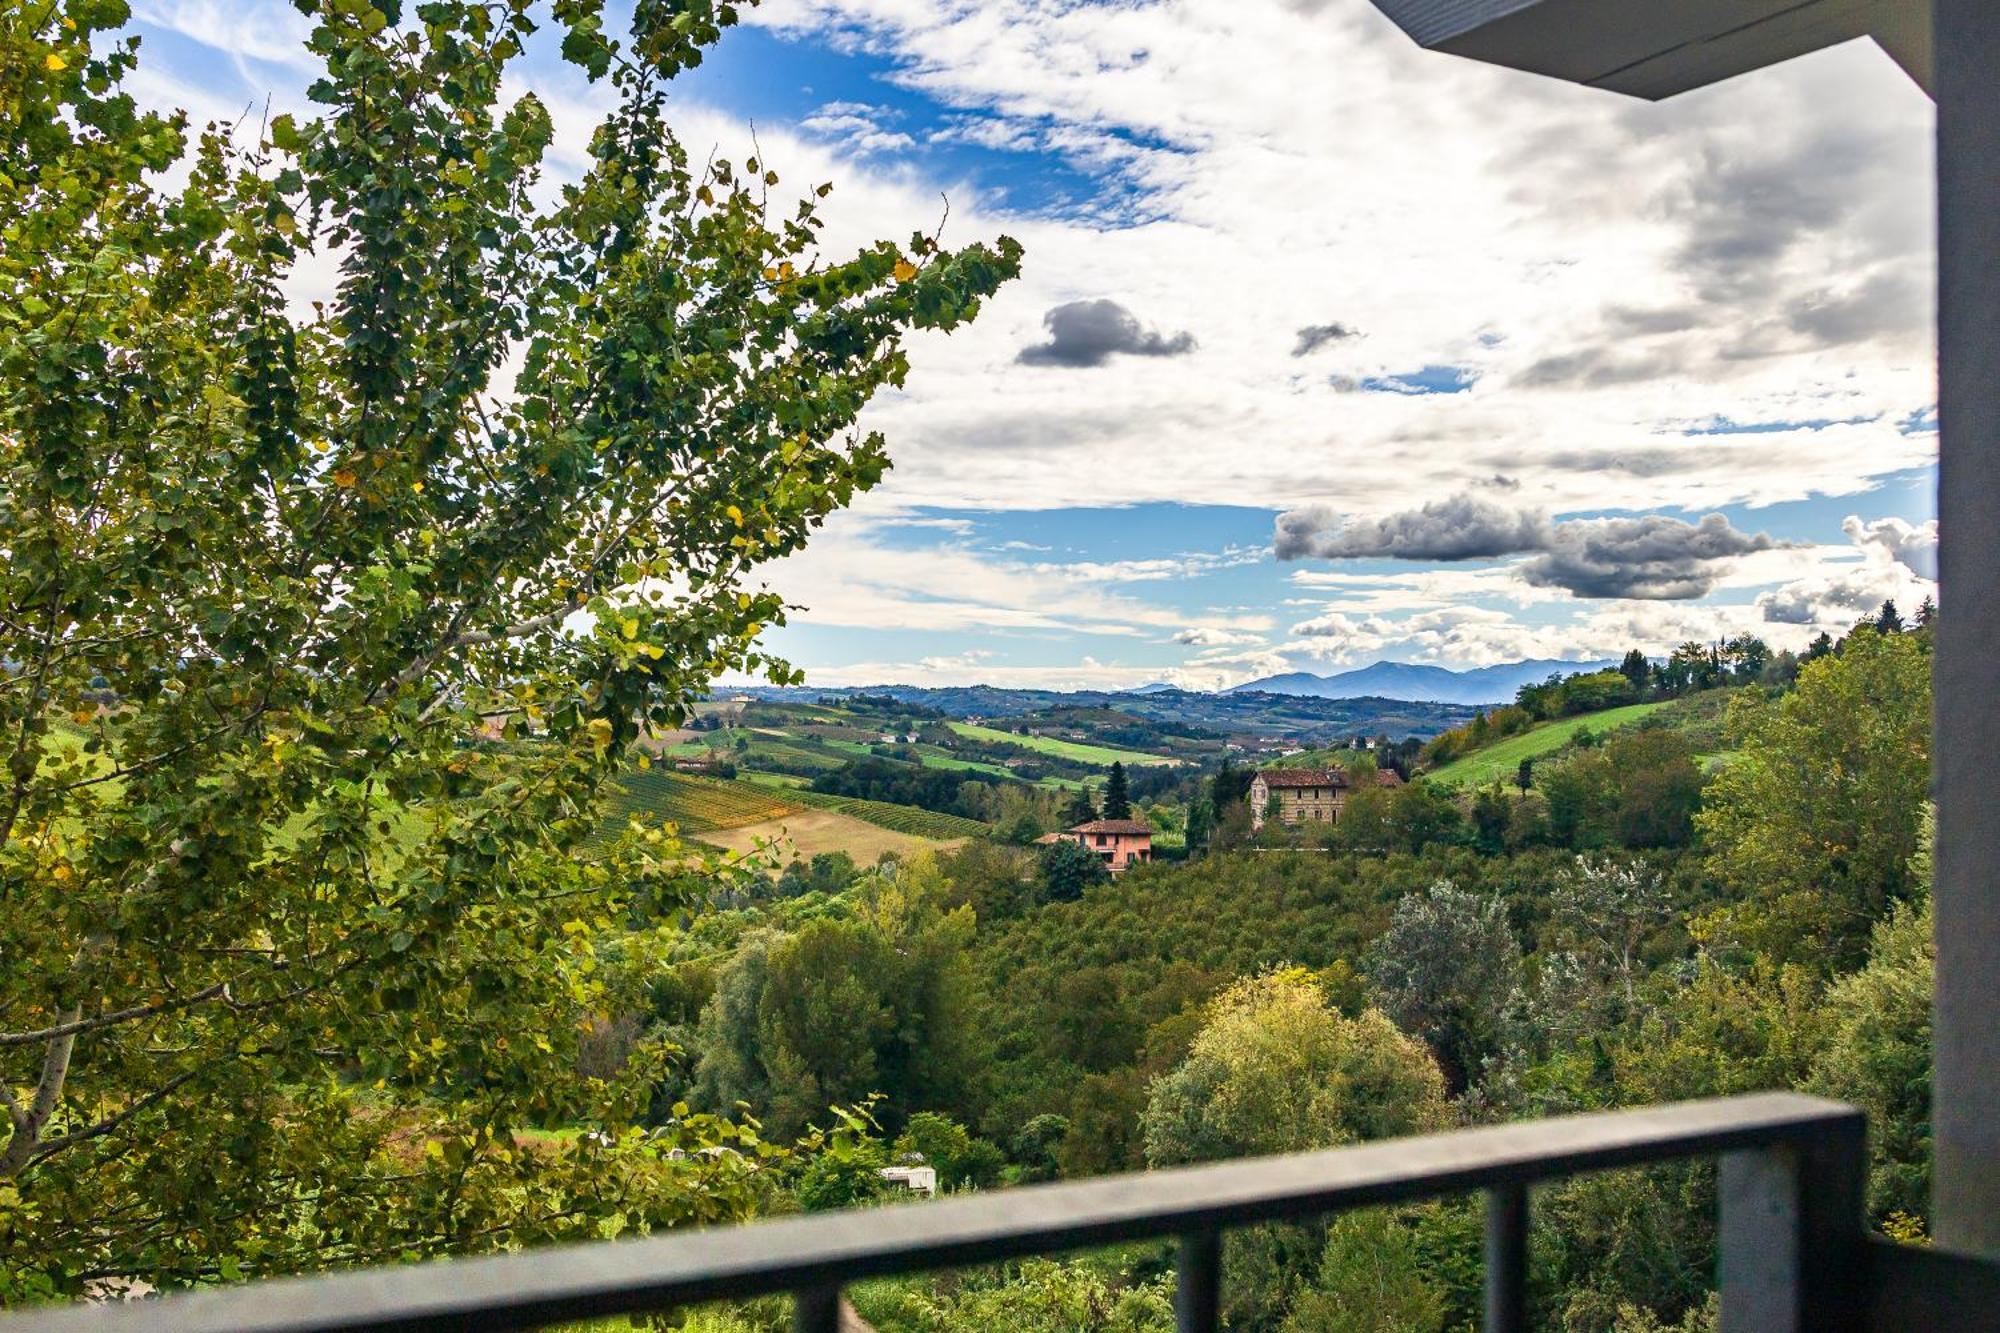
[1226,657,1622,705]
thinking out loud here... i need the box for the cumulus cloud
[1172,626,1265,647]
[1758,575,1883,624]
[1017,299,1197,368]
[1291,322,1358,356]
[1518,513,1778,599]
[1275,495,1549,562]
[1756,513,1937,625]
[1276,496,1780,600]
[1843,514,1937,579]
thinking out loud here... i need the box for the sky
[122,0,1941,691]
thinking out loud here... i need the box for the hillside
[946,722,1177,769]
[1423,702,1668,786]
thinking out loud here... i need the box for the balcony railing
[3,1092,1997,1333]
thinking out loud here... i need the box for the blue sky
[123,1,1940,690]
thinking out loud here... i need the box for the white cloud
[1171,626,1266,647]
[1842,513,1938,579]
[746,508,1268,640]
[119,1,1939,691]
[1755,518,1935,627]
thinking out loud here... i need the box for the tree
[1102,762,1132,820]
[1008,1114,1071,1183]
[1039,837,1110,902]
[1618,649,1652,693]
[1915,595,1938,630]
[1385,780,1467,854]
[1805,631,1835,661]
[1142,971,1446,1168]
[1141,972,1448,1330]
[0,1,1019,1290]
[692,858,978,1140]
[1696,627,1931,966]
[1516,758,1535,793]
[1184,796,1215,855]
[893,1112,1004,1191]
[1807,810,1935,1225]
[1876,599,1906,634]
[1547,858,1674,1009]
[1062,786,1099,826]
[1366,884,1523,1093]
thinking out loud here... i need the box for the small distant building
[1248,767,1404,832]
[1038,818,1155,873]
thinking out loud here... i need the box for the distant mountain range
[1227,658,1622,706]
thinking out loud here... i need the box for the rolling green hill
[946,722,1175,769]
[1425,701,1670,787]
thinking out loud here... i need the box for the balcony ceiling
[1366,0,1932,98]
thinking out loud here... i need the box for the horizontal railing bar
[1862,1237,2000,1332]
[0,1093,1860,1333]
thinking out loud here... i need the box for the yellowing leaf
[44,53,67,72]
[725,504,743,526]
[331,468,357,488]
[893,259,917,282]
[619,617,637,639]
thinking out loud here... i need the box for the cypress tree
[1103,762,1132,820]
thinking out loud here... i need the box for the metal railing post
[1484,1183,1528,1333]
[1175,1229,1222,1332]
[793,1284,841,1333]
[1718,1111,1866,1333]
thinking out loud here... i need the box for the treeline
[810,757,1006,820]
[1423,604,1929,770]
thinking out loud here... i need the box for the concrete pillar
[1932,0,2000,1259]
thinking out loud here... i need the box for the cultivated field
[699,808,965,863]
[598,770,799,833]
[788,790,993,839]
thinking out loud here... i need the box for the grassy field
[1425,701,1671,787]
[946,722,1175,769]
[787,790,993,839]
[700,808,966,863]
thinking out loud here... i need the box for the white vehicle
[877,1165,937,1196]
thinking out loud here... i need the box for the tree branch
[0,979,229,1048]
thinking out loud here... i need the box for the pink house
[1041,818,1154,873]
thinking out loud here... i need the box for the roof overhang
[1366,0,1932,99]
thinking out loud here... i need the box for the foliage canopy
[0,0,1016,1294]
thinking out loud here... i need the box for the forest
[606,620,1933,1331]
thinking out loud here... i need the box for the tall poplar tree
[0,0,1018,1296]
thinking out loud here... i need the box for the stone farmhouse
[1038,818,1154,873]
[1248,767,1404,832]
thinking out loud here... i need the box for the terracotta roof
[1066,819,1154,836]
[1375,769,1405,787]
[1255,768,1347,788]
